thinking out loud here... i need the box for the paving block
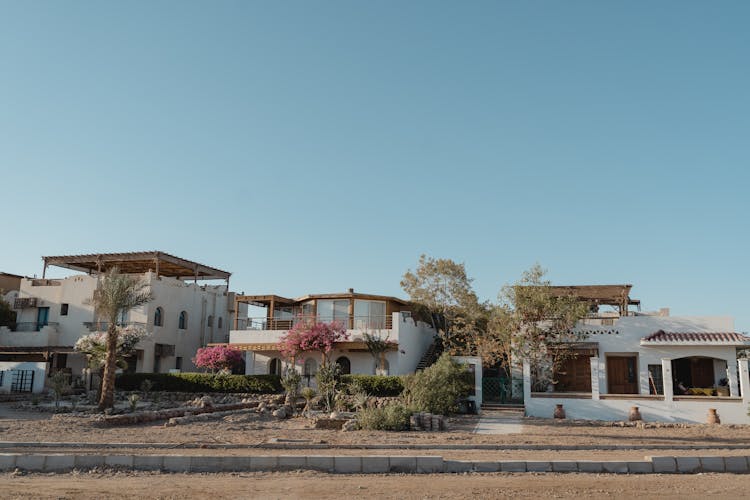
[473,461,500,472]
[700,457,725,473]
[105,455,134,468]
[626,461,653,474]
[162,455,191,472]
[220,456,253,472]
[44,455,75,472]
[525,461,552,472]
[676,457,701,473]
[551,461,578,473]
[389,456,417,473]
[277,456,308,471]
[0,454,17,471]
[74,455,105,470]
[724,456,749,474]
[577,461,603,473]
[133,455,164,471]
[361,456,389,474]
[444,460,472,473]
[249,456,278,471]
[650,456,677,473]
[190,456,223,472]
[16,455,45,472]
[499,461,526,473]
[417,456,443,474]
[601,461,628,474]
[306,456,334,472]
[334,456,362,474]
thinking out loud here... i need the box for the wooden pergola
[545,284,640,316]
[41,251,231,285]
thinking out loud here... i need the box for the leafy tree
[87,267,152,410]
[498,264,590,391]
[193,346,244,373]
[0,298,16,329]
[75,326,149,372]
[401,254,487,354]
[363,332,397,374]
[402,353,471,415]
[278,319,349,363]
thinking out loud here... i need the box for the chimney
[348,288,354,294]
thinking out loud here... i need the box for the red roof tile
[642,330,750,344]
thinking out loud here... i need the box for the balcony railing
[83,321,147,332]
[236,315,393,331]
[13,322,59,332]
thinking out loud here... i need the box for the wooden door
[556,355,591,392]
[607,356,638,394]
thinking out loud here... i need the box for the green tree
[87,268,152,410]
[401,254,487,354]
[499,264,591,391]
[0,298,16,328]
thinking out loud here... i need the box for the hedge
[115,373,283,394]
[340,374,404,397]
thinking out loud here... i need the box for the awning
[641,330,750,347]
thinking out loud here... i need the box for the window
[335,356,351,375]
[178,311,188,330]
[207,315,213,328]
[354,300,386,329]
[154,307,163,327]
[648,364,664,395]
[118,309,128,325]
[11,370,34,393]
[175,357,183,371]
[60,304,69,316]
[218,317,223,329]
[304,358,317,386]
[269,358,282,376]
[317,299,349,325]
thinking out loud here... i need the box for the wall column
[727,359,740,397]
[590,357,600,400]
[661,358,673,402]
[738,358,750,404]
[245,351,255,375]
[522,360,531,402]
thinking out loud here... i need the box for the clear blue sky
[1,1,748,331]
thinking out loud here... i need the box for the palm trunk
[98,325,118,410]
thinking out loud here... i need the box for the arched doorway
[335,356,351,375]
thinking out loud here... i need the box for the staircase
[415,341,443,371]
[481,402,525,412]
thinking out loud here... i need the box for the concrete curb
[1,454,750,474]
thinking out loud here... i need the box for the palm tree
[89,267,152,410]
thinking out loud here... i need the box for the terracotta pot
[553,404,566,419]
[707,408,721,425]
[629,406,642,422]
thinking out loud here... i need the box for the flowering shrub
[278,320,349,361]
[75,326,149,370]
[193,346,244,373]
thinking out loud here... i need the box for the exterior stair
[415,341,443,371]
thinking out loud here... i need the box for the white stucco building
[520,285,750,424]
[0,252,246,393]
[225,291,437,383]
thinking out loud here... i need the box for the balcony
[0,323,60,347]
[230,315,397,346]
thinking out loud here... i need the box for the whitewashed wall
[0,362,47,394]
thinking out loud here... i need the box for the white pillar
[739,358,750,404]
[590,357,600,400]
[244,351,255,375]
[727,360,739,397]
[661,358,673,402]
[522,360,532,402]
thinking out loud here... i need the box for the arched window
[374,358,390,376]
[207,315,213,327]
[304,358,317,386]
[218,317,223,329]
[269,358,282,376]
[336,356,351,375]
[178,311,188,330]
[154,307,163,327]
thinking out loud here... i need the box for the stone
[341,419,359,431]
[362,456,390,473]
[676,457,701,473]
[272,407,287,419]
[334,456,362,474]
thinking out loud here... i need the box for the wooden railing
[236,315,393,331]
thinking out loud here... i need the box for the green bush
[340,375,404,397]
[115,373,282,393]
[402,354,471,415]
[357,403,412,431]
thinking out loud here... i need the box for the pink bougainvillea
[278,319,349,361]
[193,345,244,373]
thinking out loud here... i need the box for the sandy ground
[2,471,750,499]
[3,406,750,448]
